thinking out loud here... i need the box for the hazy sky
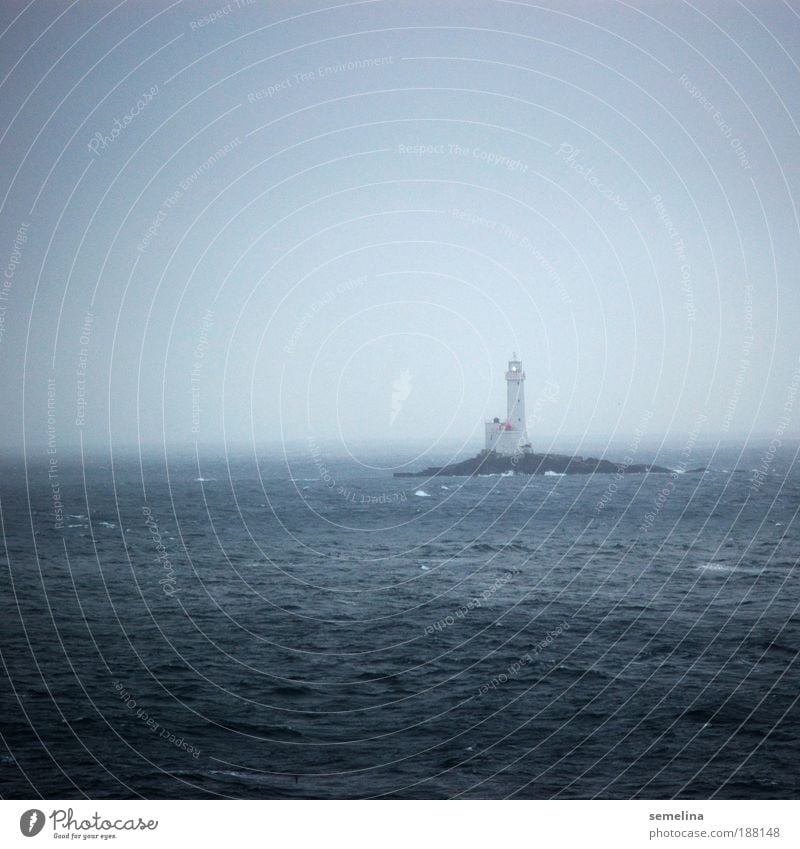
[2,0,798,456]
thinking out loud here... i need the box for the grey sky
[1,0,798,457]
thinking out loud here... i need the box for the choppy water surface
[1,443,798,798]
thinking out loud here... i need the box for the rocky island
[393,449,673,478]
[397,354,685,478]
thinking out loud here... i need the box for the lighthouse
[484,353,532,456]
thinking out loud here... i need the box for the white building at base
[484,354,532,456]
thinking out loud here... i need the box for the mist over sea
[1,440,797,799]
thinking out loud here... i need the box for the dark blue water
[1,442,798,798]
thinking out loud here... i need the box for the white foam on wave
[415,490,432,497]
[544,471,565,477]
[698,562,734,572]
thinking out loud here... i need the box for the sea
[1,440,798,799]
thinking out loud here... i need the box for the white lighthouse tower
[484,353,532,456]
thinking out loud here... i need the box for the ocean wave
[468,541,528,553]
